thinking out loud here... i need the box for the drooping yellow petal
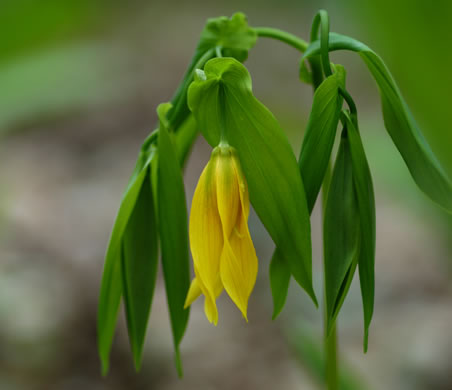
[185,268,224,325]
[215,148,240,237]
[217,149,258,319]
[184,278,202,309]
[187,144,258,324]
[203,293,220,325]
[188,149,224,323]
[231,148,250,219]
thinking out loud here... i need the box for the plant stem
[254,27,309,52]
[325,323,338,390]
[322,155,338,390]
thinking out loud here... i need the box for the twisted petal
[188,153,224,324]
[184,271,223,325]
[215,150,240,236]
[217,151,258,319]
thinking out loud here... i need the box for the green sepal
[343,111,376,352]
[323,131,361,335]
[97,134,157,375]
[157,103,191,377]
[120,165,159,371]
[304,33,452,213]
[188,57,317,305]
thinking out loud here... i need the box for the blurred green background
[1,1,451,389]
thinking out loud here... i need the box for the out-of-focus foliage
[0,0,120,131]
[0,0,105,64]
[289,326,369,390]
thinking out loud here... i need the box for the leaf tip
[100,357,109,377]
[309,287,319,308]
[363,327,369,353]
[271,304,283,321]
[132,348,144,373]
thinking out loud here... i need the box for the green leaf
[188,57,317,305]
[299,64,345,213]
[97,142,156,375]
[323,131,361,335]
[157,104,191,377]
[198,12,257,61]
[270,65,345,319]
[167,12,257,131]
[304,33,452,212]
[120,166,159,371]
[269,249,291,319]
[174,115,199,168]
[343,112,376,352]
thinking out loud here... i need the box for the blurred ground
[0,1,451,389]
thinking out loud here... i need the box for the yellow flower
[184,144,258,325]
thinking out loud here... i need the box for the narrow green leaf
[304,33,452,212]
[157,104,190,377]
[97,144,156,375]
[323,132,361,335]
[120,165,159,371]
[97,243,122,376]
[269,249,291,319]
[270,66,345,318]
[174,115,198,168]
[188,57,317,305]
[299,64,345,213]
[343,112,376,352]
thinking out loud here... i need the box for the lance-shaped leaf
[270,67,345,319]
[188,58,316,304]
[324,131,361,335]
[97,138,156,375]
[304,33,452,212]
[167,12,257,130]
[174,115,199,168]
[157,103,191,377]
[121,165,159,371]
[343,112,376,351]
[299,64,345,213]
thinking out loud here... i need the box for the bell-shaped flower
[184,144,258,325]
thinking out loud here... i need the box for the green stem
[311,9,340,388]
[325,323,338,390]
[310,10,333,78]
[321,157,338,390]
[254,27,309,52]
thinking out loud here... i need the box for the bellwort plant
[97,11,452,388]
